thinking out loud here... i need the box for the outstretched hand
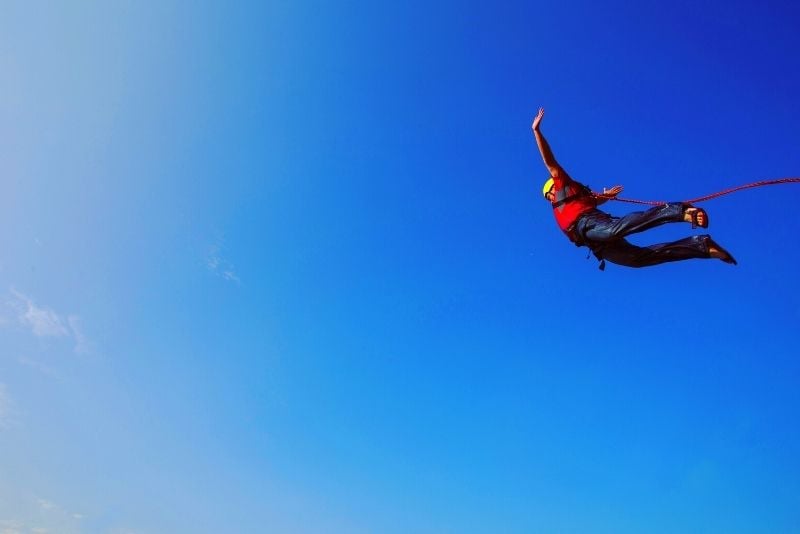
[601,185,624,197]
[532,107,544,132]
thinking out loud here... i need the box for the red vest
[551,169,597,233]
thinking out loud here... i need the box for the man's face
[545,184,555,202]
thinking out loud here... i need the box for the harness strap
[552,189,592,210]
[587,249,606,271]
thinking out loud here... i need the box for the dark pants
[573,203,712,268]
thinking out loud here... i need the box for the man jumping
[532,107,737,269]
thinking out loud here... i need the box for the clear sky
[1,1,800,532]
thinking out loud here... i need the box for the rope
[594,177,800,206]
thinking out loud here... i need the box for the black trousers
[573,203,712,268]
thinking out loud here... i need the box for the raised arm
[531,108,563,177]
[533,108,624,203]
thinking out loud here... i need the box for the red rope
[595,177,800,206]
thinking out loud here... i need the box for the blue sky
[1,1,799,532]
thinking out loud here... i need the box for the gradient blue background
[1,1,799,532]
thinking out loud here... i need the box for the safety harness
[552,184,607,270]
[551,183,594,210]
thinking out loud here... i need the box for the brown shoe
[684,205,709,229]
[705,236,737,265]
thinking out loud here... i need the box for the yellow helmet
[542,177,555,199]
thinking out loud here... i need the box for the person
[531,107,737,269]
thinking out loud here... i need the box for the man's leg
[580,203,688,242]
[592,235,716,268]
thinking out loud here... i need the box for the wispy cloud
[0,519,25,534]
[36,499,55,511]
[33,495,83,529]
[0,495,84,534]
[67,315,92,355]
[17,356,58,378]
[10,289,68,338]
[206,241,240,284]
[7,290,93,355]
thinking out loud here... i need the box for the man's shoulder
[552,166,578,184]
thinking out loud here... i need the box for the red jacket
[551,168,597,235]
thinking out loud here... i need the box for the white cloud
[36,499,55,511]
[30,497,80,532]
[7,290,92,355]
[0,491,83,534]
[206,253,220,271]
[67,316,92,355]
[206,242,240,284]
[0,519,24,534]
[221,269,240,283]
[11,290,68,338]
[16,357,58,378]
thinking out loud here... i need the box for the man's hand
[601,185,624,197]
[595,185,624,206]
[532,107,545,132]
